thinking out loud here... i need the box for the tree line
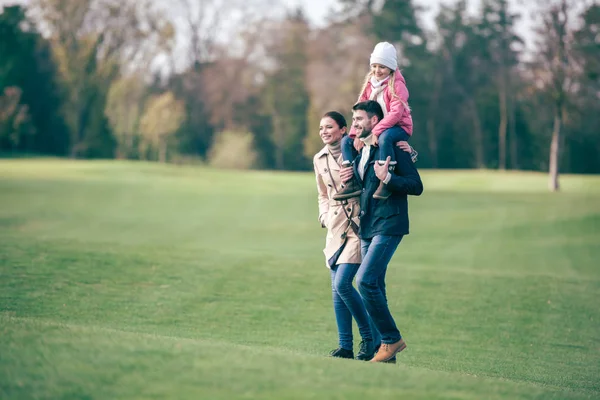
[1,0,599,189]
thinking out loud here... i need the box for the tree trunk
[467,97,485,168]
[426,118,438,168]
[159,137,167,163]
[548,109,561,192]
[426,70,443,168]
[273,114,284,170]
[508,87,518,169]
[498,82,508,170]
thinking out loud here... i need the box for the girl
[334,41,416,201]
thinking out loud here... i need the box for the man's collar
[360,133,376,146]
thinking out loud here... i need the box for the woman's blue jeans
[357,235,403,344]
[331,263,377,350]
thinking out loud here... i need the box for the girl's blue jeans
[341,127,410,165]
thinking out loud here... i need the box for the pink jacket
[349,69,413,138]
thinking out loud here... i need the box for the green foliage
[139,91,185,162]
[0,87,34,149]
[303,103,327,161]
[0,5,68,155]
[263,9,311,171]
[105,75,147,159]
[1,160,599,398]
[1,1,599,174]
[208,130,258,170]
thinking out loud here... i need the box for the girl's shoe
[373,181,391,200]
[333,178,362,201]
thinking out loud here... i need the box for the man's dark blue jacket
[353,144,423,239]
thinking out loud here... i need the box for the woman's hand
[340,166,354,183]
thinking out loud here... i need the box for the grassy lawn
[1,159,599,399]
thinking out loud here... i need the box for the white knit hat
[369,42,397,71]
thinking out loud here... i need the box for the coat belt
[328,198,359,206]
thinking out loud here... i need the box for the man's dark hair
[352,100,384,122]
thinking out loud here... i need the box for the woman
[312,111,412,361]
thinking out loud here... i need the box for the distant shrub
[208,130,258,170]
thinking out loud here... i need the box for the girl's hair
[357,69,411,112]
[322,111,347,129]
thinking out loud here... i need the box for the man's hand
[353,138,364,152]
[340,166,354,183]
[396,141,412,153]
[374,156,391,181]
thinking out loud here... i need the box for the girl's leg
[333,135,362,200]
[373,127,410,200]
[377,127,410,165]
[340,134,358,166]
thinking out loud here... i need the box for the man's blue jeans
[357,235,403,344]
[331,263,376,350]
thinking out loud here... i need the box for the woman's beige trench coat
[313,146,361,269]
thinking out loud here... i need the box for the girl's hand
[353,138,364,152]
[372,135,379,146]
[396,141,412,153]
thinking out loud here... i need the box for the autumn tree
[30,0,173,157]
[139,91,185,163]
[105,75,147,159]
[532,0,577,191]
[263,9,311,170]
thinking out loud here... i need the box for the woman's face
[371,63,392,81]
[319,117,346,145]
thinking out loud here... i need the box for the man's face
[352,110,376,138]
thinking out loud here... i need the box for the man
[339,100,423,363]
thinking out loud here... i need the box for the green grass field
[1,159,599,399]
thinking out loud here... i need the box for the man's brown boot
[333,178,362,201]
[370,339,406,362]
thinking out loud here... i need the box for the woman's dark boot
[329,347,354,359]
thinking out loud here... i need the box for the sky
[2,0,589,56]
[286,0,539,49]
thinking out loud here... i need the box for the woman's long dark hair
[322,111,347,129]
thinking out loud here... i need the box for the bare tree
[30,0,173,157]
[533,0,577,191]
[173,0,276,71]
